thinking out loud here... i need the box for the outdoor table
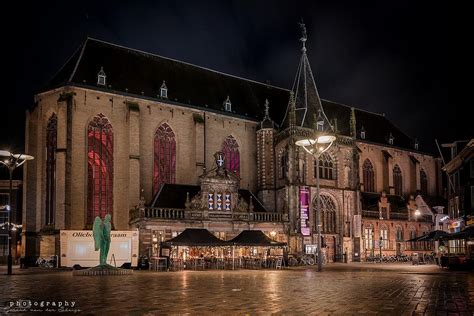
[149,257,168,271]
[170,259,184,271]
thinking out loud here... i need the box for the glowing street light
[295,112,336,272]
[0,150,34,275]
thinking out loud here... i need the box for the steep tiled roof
[150,183,267,212]
[43,37,419,152]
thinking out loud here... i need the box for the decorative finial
[298,19,307,52]
[264,99,269,118]
[288,92,296,128]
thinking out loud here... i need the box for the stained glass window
[222,136,240,176]
[45,113,57,225]
[363,159,375,192]
[153,123,176,194]
[87,114,113,225]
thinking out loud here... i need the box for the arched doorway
[313,194,339,262]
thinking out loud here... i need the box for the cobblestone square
[1,263,473,315]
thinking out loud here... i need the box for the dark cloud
[2,0,472,153]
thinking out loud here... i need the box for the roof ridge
[44,39,85,88]
[381,115,414,143]
[68,37,89,82]
[321,99,384,117]
[87,37,291,93]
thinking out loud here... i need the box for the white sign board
[60,230,139,268]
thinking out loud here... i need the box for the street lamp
[295,112,336,272]
[379,235,383,259]
[0,150,34,275]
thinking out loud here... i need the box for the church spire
[350,107,357,138]
[281,21,333,132]
[259,99,274,129]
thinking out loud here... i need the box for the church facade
[22,36,444,263]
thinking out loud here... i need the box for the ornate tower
[256,99,276,211]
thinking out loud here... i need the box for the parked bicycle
[36,256,56,268]
[288,254,316,266]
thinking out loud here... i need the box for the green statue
[93,214,112,266]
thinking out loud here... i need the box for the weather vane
[298,19,307,51]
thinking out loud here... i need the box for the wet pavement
[0,263,473,315]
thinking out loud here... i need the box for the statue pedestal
[72,264,133,276]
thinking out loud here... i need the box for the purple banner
[300,186,310,236]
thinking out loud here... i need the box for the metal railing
[362,210,432,222]
[130,207,288,223]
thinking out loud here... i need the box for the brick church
[22,31,445,263]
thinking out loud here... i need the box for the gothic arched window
[363,159,375,192]
[393,164,403,196]
[396,226,403,241]
[154,123,176,194]
[380,225,389,249]
[87,114,113,225]
[45,113,57,226]
[314,195,337,233]
[420,169,428,196]
[315,152,335,180]
[222,136,240,176]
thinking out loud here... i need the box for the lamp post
[0,150,34,275]
[295,115,336,272]
[379,235,383,259]
[371,231,375,258]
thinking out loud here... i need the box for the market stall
[161,228,230,270]
[439,226,474,269]
[229,230,287,269]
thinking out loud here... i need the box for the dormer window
[316,110,324,131]
[414,139,419,150]
[388,133,394,145]
[160,81,168,99]
[224,96,232,112]
[97,67,106,86]
[360,126,366,139]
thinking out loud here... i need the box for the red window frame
[222,136,240,176]
[153,123,176,194]
[87,114,113,225]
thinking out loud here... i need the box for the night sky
[3,0,472,156]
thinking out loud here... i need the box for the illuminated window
[420,169,428,196]
[363,159,375,192]
[97,67,106,86]
[87,114,113,225]
[153,123,176,194]
[360,126,366,139]
[45,113,57,225]
[314,195,337,233]
[315,152,335,180]
[393,164,402,196]
[222,135,240,176]
[363,225,373,250]
[380,226,389,249]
